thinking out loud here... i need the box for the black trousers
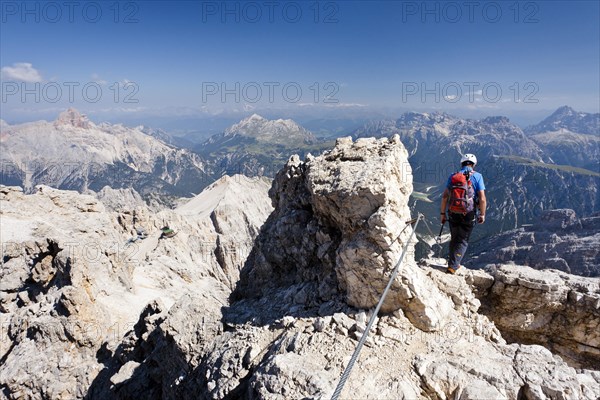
[448,211,476,269]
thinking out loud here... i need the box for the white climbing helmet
[460,153,477,166]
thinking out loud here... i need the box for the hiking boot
[446,265,463,274]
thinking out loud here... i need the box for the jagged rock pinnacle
[54,108,90,129]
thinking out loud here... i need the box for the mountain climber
[440,154,487,274]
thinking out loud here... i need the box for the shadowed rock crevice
[86,295,224,400]
[86,302,172,399]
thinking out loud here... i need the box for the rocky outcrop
[0,176,272,399]
[236,136,453,332]
[468,264,600,369]
[469,209,600,277]
[88,186,147,212]
[54,108,91,129]
[1,185,138,398]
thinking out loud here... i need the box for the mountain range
[2,107,598,236]
[0,109,211,200]
[350,108,599,239]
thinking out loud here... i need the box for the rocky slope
[526,130,599,171]
[479,156,599,234]
[1,137,599,399]
[469,209,600,277]
[0,109,211,199]
[0,175,272,399]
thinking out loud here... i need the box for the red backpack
[448,171,475,214]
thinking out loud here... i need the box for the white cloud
[120,78,132,87]
[326,103,368,108]
[1,63,43,83]
[91,73,107,86]
[464,89,483,98]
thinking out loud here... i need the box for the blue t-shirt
[446,166,485,198]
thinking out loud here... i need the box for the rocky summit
[1,137,599,399]
[235,135,453,332]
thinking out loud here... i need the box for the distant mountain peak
[54,108,91,129]
[526,106,599,135]
[552,105,576,116]
[247,113,267,121]
[397,111,455,124]
[224,114,310,140]
[229,113,268,128]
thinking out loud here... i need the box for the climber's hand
[441,213,447,224]
[478,215,485,224]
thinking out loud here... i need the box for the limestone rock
[474,264,600,368]
[413,340,598,400]
[236,136,453,332]
[0,176,271,400]
[90,186,147,212]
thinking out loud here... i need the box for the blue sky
[1,0,598,125]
